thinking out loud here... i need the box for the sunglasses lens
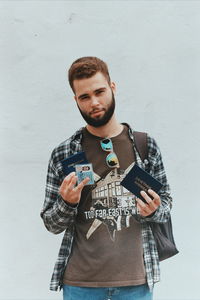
[106,153,119,167]
[101,139,113,151]
[100,138,120,168]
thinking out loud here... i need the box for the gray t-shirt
[63,124,146,287]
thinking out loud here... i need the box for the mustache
[90,108,105,115]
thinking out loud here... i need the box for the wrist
[63,198,78,207]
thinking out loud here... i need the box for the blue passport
[121,164,163,202]
[61,151,88,175]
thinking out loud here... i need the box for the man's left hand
[136,189,161,217]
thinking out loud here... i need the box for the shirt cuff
[57,195,78,214]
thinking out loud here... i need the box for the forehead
[73,72,109,96]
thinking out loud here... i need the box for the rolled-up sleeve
[136,135,172,223]
[40,151,78,234]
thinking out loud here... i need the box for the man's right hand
[59,172,90,205]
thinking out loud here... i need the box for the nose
[90,96,100,107]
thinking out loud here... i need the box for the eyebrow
[78,87,106,100]
[78,93,89,100]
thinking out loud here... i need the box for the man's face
[73,72,116,127]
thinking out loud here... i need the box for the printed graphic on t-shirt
[84,163,137,241]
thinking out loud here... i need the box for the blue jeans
[63,284,153,300]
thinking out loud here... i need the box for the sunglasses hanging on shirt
[100,138,120,168]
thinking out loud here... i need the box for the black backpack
[134,131,179,261]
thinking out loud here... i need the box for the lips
[90,109,104,116]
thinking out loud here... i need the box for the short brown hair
[68,56,111,92]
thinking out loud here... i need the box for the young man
[41,57,172,300]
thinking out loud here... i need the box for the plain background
[1,1,200,300]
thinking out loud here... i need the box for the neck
[86,115,123,138]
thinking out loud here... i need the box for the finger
[75,177,90,192]
[68,175,78,191]
[140,191,152,204]
[136,196,155,213]
[136,200,151,216]
[59,172,74,194]
[61,172,75,188]
[136,197,152,215]
[148,189,161,206]
[135,197,146,206]
[59,173,72,193]
[136,200,143,212]
[140,191,157,211]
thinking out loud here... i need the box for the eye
[80,95,89,100]
[96,90,104,95]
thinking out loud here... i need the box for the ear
[74,95,77,102]
[110,81,116,94]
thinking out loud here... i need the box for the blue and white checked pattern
[40,124,172,292]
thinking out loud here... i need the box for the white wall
[1,1,200,300]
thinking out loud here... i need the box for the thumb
[75,177,90,192]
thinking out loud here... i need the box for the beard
[77,91,116,128]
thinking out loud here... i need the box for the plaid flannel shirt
[40,123,172,292]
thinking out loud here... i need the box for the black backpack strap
[133,131,148,162]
